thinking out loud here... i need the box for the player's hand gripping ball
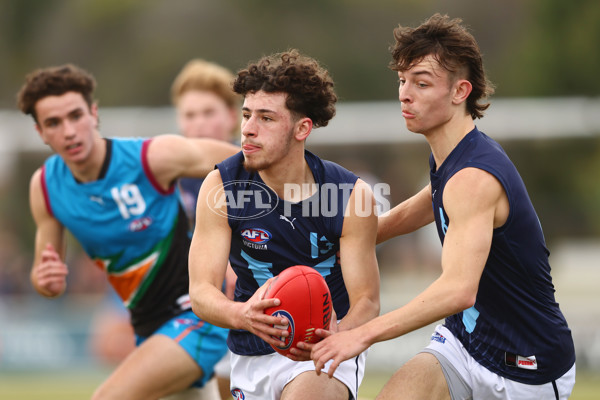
[264,265,332,356]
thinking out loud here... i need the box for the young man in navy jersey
[311,14,576,400]
[188,50,381,399]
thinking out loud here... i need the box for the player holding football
[311,14,576,400]
[188,50,381,399]
[18,64,239,400]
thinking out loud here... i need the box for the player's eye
[45,119,59,128]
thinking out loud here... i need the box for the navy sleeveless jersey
[216,151,358,355]
[430,127,575,384]
[42,138,192,337]
[179,177,204,227]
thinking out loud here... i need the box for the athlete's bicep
[29,169,65,266]
[440,169,503,297]
[189,169,232,291]
[183,138,238,176]
[147,135,238,190]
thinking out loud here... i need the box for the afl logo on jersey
[206,180,278,221]
[241,228,272,244]
[129,217,152,232]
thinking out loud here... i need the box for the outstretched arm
[188,170,290,347]
[145,134,239,191]
[29,168,68,298]
[377,183,434,244]
[312,168,506,377]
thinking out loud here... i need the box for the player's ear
[294,117,312,142]
[34,123,49,144]
[90,102,99,128]
[452,79,472,105]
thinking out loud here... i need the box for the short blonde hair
[171,59,239,108]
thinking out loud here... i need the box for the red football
[263,265,333,356]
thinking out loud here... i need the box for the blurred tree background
[2,0,599,106]
[0,0,599,253]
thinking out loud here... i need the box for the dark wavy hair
[233,49,337,128]
[16,64,96,123]
[390,14,495,119]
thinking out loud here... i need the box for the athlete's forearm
[377,185,434,244]
[337,295,380,333]
[361,275,474,346]
[190,281,242,329]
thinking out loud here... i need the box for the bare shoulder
[343,178,377,236]
[197,169,225,209]
[353,178,375,194]
[200,169,224,191]
[444,167,506,213]
[29,167,44,206]
[29,167,52,223]
[29,167,43,192]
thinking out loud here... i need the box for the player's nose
[242,115,258,137]
[399,83,412,103]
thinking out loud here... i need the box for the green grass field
[0,369,598,399]
[358,370,600,400]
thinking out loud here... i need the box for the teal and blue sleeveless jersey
[216,151,358,355]
[41,138,192,337]
[430,127,575,384]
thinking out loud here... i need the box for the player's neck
[425,115,475,169]
[259,149,315,201]
[68,134,107,183]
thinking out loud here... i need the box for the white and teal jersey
[41,138,191,336]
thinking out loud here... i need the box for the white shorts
[230,350,367,400]
[214,349,232,378]
[423,325,576,400]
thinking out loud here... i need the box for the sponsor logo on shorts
[270,310,295,350]
[177,294,192,310]
[231,388,245,399]
[431,331,446,344]
[505,353,538,370]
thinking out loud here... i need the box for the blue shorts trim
[136,310,229,388]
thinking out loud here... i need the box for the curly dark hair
[233,49,337,128]
[16,64,96,123]
[389,14,495,119]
